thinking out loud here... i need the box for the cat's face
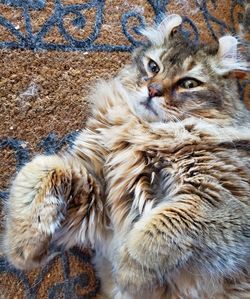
[125,15,248,125]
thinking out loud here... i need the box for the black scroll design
[0,0,246,51]
[196,0,245,40]
[0,248,99,299]
[0,0,144,51]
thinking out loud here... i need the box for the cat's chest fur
[102,119,208,226]
[98,116,250,230]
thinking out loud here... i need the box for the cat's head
[123,14,249,125]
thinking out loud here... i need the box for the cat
[2,14,250,299]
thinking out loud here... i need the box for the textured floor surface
[0,1,249,298]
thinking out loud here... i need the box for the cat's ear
[218,36,238,61]
[216,36,248,78]
[157,14,182,39]
[140,14,182,45]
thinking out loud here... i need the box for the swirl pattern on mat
[0,0,246,51]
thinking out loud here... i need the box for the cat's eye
[148,59,160,74]
[178,78,202,89]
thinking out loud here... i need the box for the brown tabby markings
[2,14,250,299]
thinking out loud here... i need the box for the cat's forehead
[147,42,195,65]
[145,40,207,77]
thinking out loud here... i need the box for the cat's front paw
[126,218,166,269]
[115,246,157,297]
[4,195,66,270]
[3,155,71,269]
[4,231,56,270]
[126,213,187,274]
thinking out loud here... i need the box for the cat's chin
[134,100,180,124]
[134,105,161,123]
[129,95,162,123]
[140,98,158,117]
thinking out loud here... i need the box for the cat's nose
[148,83,163,97]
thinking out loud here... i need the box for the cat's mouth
[140,97,158,116]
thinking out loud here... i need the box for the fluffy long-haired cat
[2,14,250,299]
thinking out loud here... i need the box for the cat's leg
[115,194,249,296]
[3,151,105,269]
[125,198,198,273]
[113,196,218,298]
[113,199,195,296]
